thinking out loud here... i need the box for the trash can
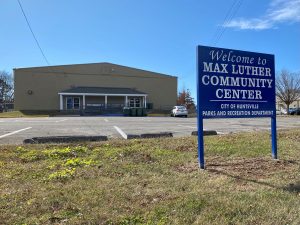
[123,107,130,116]
[137,108,143,117]
[130,108,137,117]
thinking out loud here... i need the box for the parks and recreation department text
[202,110,274,117]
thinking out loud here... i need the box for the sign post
[197,45,277,169]
[271,116,277,159]
[196,53,205,169]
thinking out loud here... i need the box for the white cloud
[268,0,300,22]
[224,0,300,30]
[225,19,273,30]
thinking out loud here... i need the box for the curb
[126,134,142,139]
[140,132,173,138]
[191,130,218,136]
[126,132,173,139]
[23,135,108,144]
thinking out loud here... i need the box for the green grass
[0,110,79,118]
[0,129,300,224]
[0,111,51,118]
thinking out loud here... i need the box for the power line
[215,0,243,45]
[211,0,238,45]
[17,0,50,66]
[214,0,240,44]
[212,0,243,46]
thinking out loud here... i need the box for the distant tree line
[0,70,14,111]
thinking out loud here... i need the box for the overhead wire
[215,0,243,45]
[211,0,244,46]
[211,0,239,45]
[17,0,50,66]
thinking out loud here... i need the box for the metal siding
[14,63,177,110]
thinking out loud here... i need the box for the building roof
[14,62,177,79]
[59,87,147,95]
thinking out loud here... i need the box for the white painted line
[55,119,68,123]
[217,131,226,135]
[104,119,109,122]
[0,127,32,139]
[113,126,127,139]
[177,125,197,129]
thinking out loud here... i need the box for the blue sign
[197,45,275,118]
[196,46,277,169]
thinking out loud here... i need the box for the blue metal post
[197,117,205,169]
[197,46,205,169]
[271,116,277,159]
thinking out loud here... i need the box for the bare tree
[0,71,14,111]
[276,70,300,114]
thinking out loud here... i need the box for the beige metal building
[14,62,177,113]
[276,97,300,111]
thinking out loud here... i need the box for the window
[129,97,141,108]
[129,99,135,108]
[73,97,80,109]
[66,97,80,110]
[66,97,73,110]
[135,98,140,108]
[178,106,187,110]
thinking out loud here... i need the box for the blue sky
[1,0,299,98]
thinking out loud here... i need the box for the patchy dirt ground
[176,158,297,178]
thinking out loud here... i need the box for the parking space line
[0,127,32,139]
[55,119,68,123]
[140,118,151,121]
[177,125,197,129]
[104,119,109,122]
[113,126,127,139]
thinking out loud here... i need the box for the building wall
[86,96,105,104]
[106,96,125,104]
[14,63,178,111]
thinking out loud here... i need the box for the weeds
[15,145,98,181]
[48,168,76,180]
[64,158,96,167]
[1,129,300,224]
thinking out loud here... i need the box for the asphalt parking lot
[0,116,299,144]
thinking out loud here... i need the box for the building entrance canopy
[58,87,147,110]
